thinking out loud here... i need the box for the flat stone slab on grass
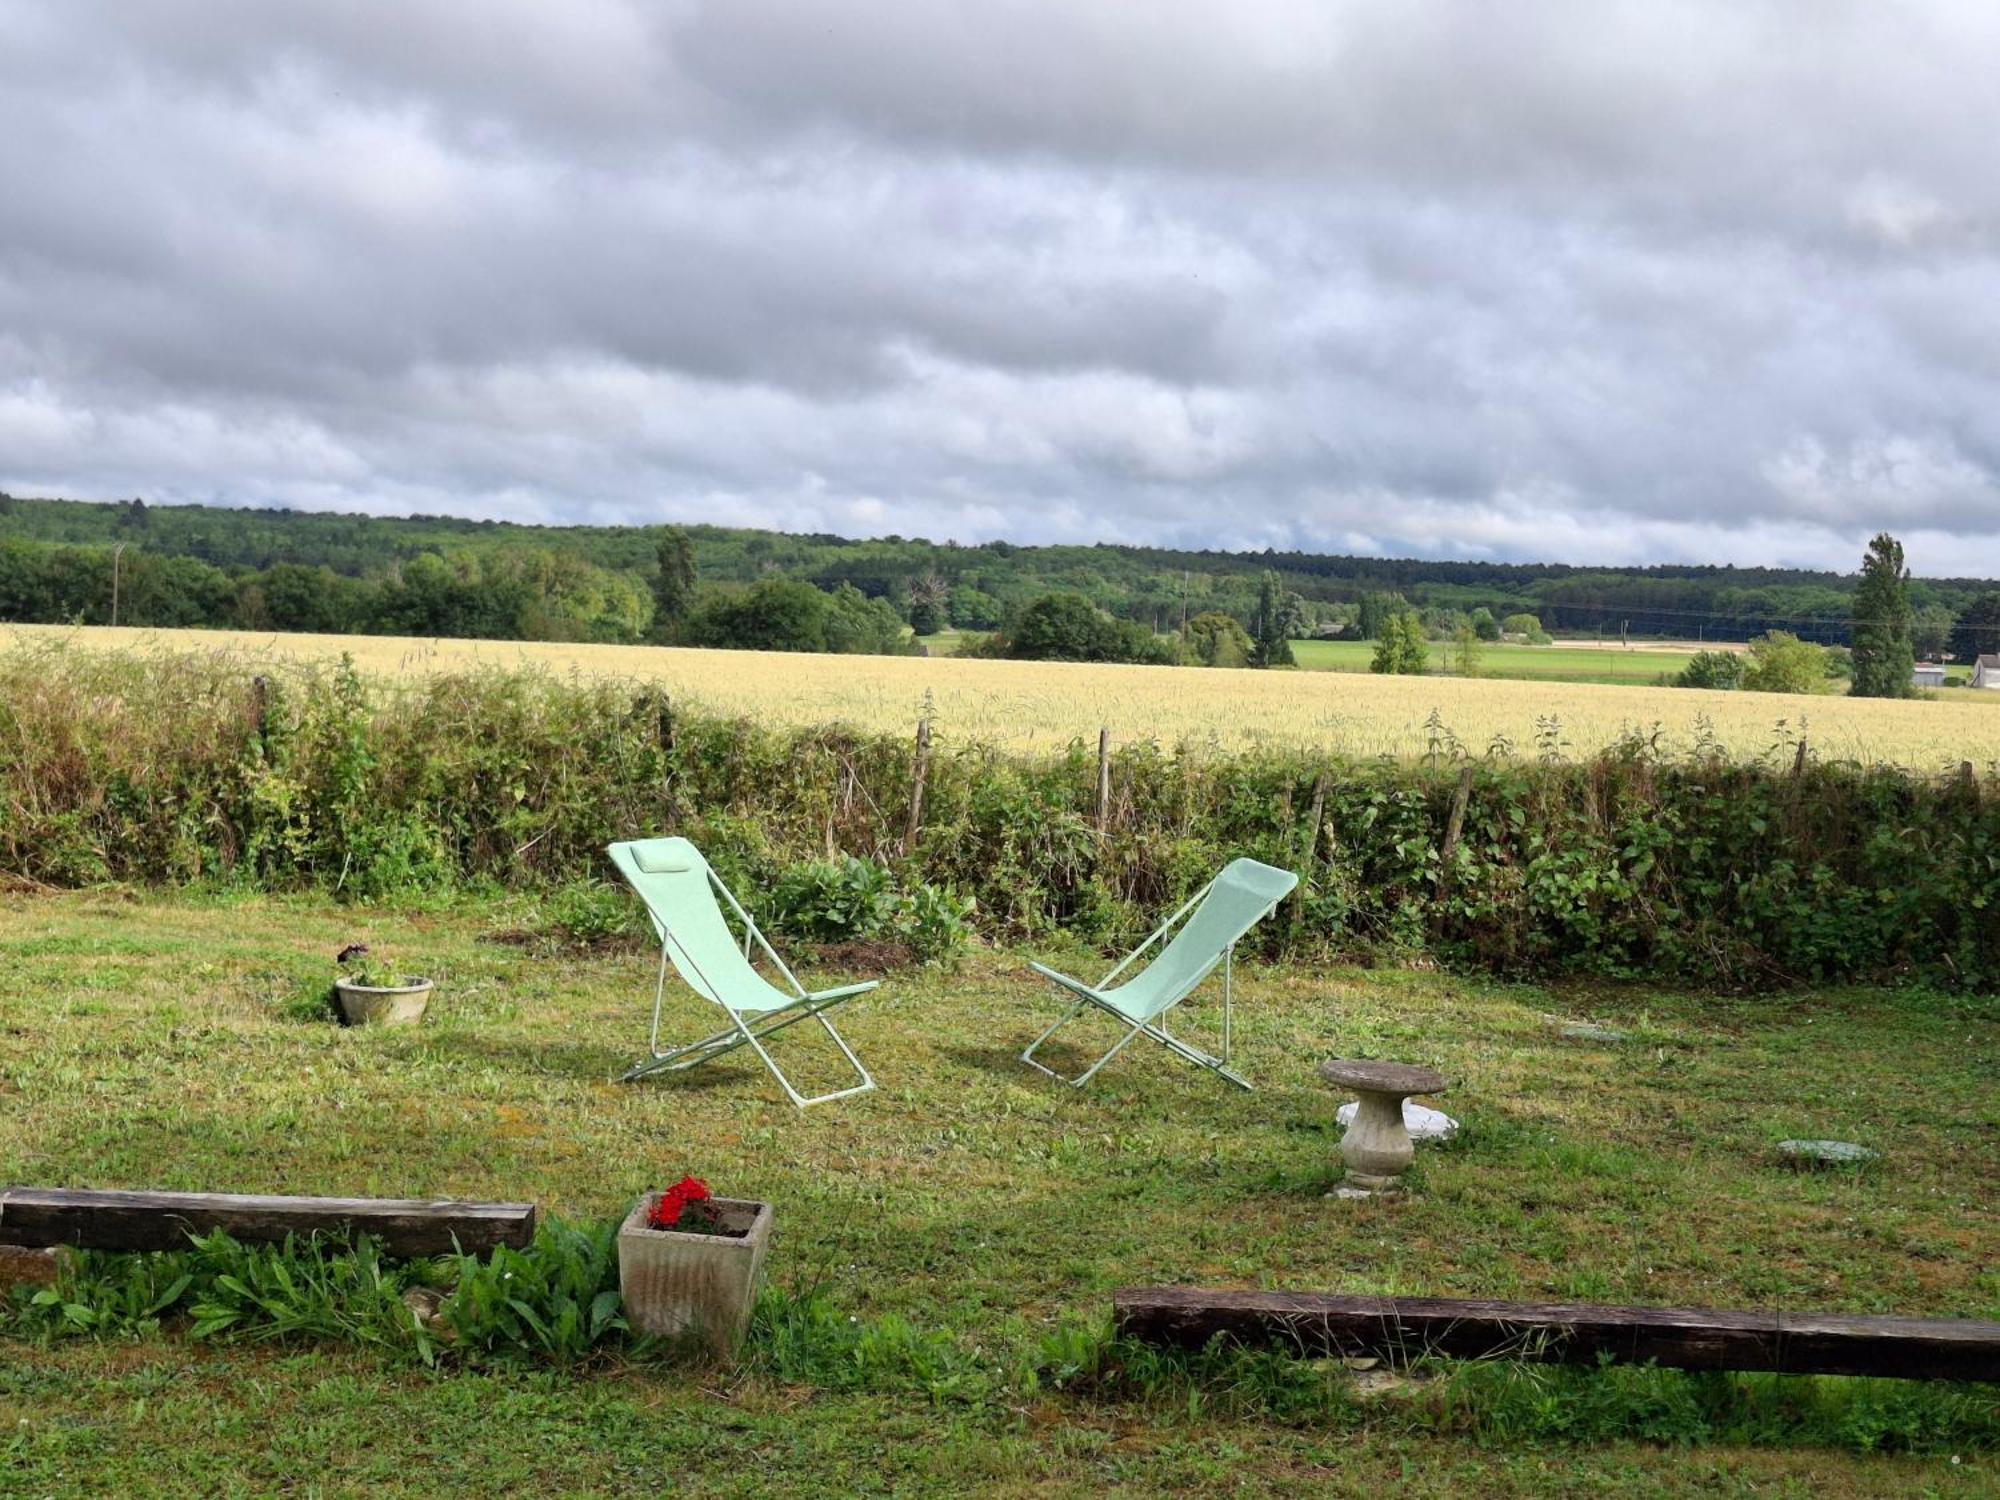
[1776,1139,1879,1168]
[1559,1022,1630,1043]
[1336,1099,1459,1142]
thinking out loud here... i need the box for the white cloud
[2,1,2000,572]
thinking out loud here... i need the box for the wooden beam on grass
[0,1187,536,1259]
[1112,1288,2000,1382]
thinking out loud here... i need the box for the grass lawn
[3,891,1996,1496]
[913,627,990,656]
[1292,639,1706,685]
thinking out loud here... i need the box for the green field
[1291,638,1707,685]
[4,892,1995,1496]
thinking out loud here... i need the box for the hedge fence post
[657,694,676,824]
[1095,726,1111,839]
[1437,766,1474,894]
[903,717,932,857]
[1293,769,1328,924]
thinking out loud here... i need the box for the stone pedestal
[1318,1059,1450,1199]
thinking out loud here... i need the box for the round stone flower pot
[334,977,433,1026]
[617,1193,772,1358]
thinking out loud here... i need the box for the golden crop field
[7,621,1999,769]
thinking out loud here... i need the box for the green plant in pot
[332,942,434,1026]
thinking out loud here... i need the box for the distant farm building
[1975,655,2000,689]
[1913,663,1946,688]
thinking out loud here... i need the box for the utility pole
[111,542,127,627]
[1179,570,1189,639]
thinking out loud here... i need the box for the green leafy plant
[11,1231,439,1364]
[437,1220,625,1365]
[767,856,898,942]
[543,881,640,947]
[893,881,977,965]
[334,942,418,990]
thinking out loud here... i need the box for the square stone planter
[617,1193,772,1357]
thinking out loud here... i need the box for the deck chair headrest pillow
[632,845,694,874]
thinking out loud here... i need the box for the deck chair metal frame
[1021,857,1298,1091]
[609,838,877,1109]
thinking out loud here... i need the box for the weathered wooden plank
[0,1188,536,1258]
[1112,1288,2000,1382]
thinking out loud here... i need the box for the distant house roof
[1980,655,2000,670]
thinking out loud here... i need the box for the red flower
[645,1176,712,1231]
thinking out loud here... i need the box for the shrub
[10,644,2000,991]
[894,882,978,965]
[1182,611,1252,668]
[979,593,1175,665]
[439,1220,624,1364]
[6,1222,628,1370]
[1676,650,1746,691]
[1740,632,1829,694]
[1371,612,1429,674]
[768,856,899,942]
[545,881,641,947]
[766,855,975,964]
[11,1231,444,1363]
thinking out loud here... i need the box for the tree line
[7,496,2000,669]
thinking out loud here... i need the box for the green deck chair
[1022,857,1298,1090]
[608,837,876,1108]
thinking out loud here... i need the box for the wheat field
[7,621,1998,768]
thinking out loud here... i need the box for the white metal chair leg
[619,1021,745,1081]
[1023,1000,1183,1088]
[733,1006,874,1108]
[1022,986,1253,1090]
[1019,1000,1089,1074]
[623,992,874,1107]
[1142,1021,1252,1090]
[1023,1021,1143,1087]
[645,944,673,1056]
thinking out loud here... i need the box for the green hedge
[5,642,1998,989]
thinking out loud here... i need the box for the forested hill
[1,492,1992,646]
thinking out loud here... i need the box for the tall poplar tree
[651,527,698,642]
[1849,532,1913,698]
[1250,570,1301,667]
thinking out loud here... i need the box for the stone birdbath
[1318,1058,1451,1199]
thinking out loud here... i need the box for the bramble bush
[764,854,976,963]
[6,641,2000,989]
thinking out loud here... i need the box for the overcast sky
[4,2,2000,573]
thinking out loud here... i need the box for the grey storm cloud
[4,0,2000,570]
